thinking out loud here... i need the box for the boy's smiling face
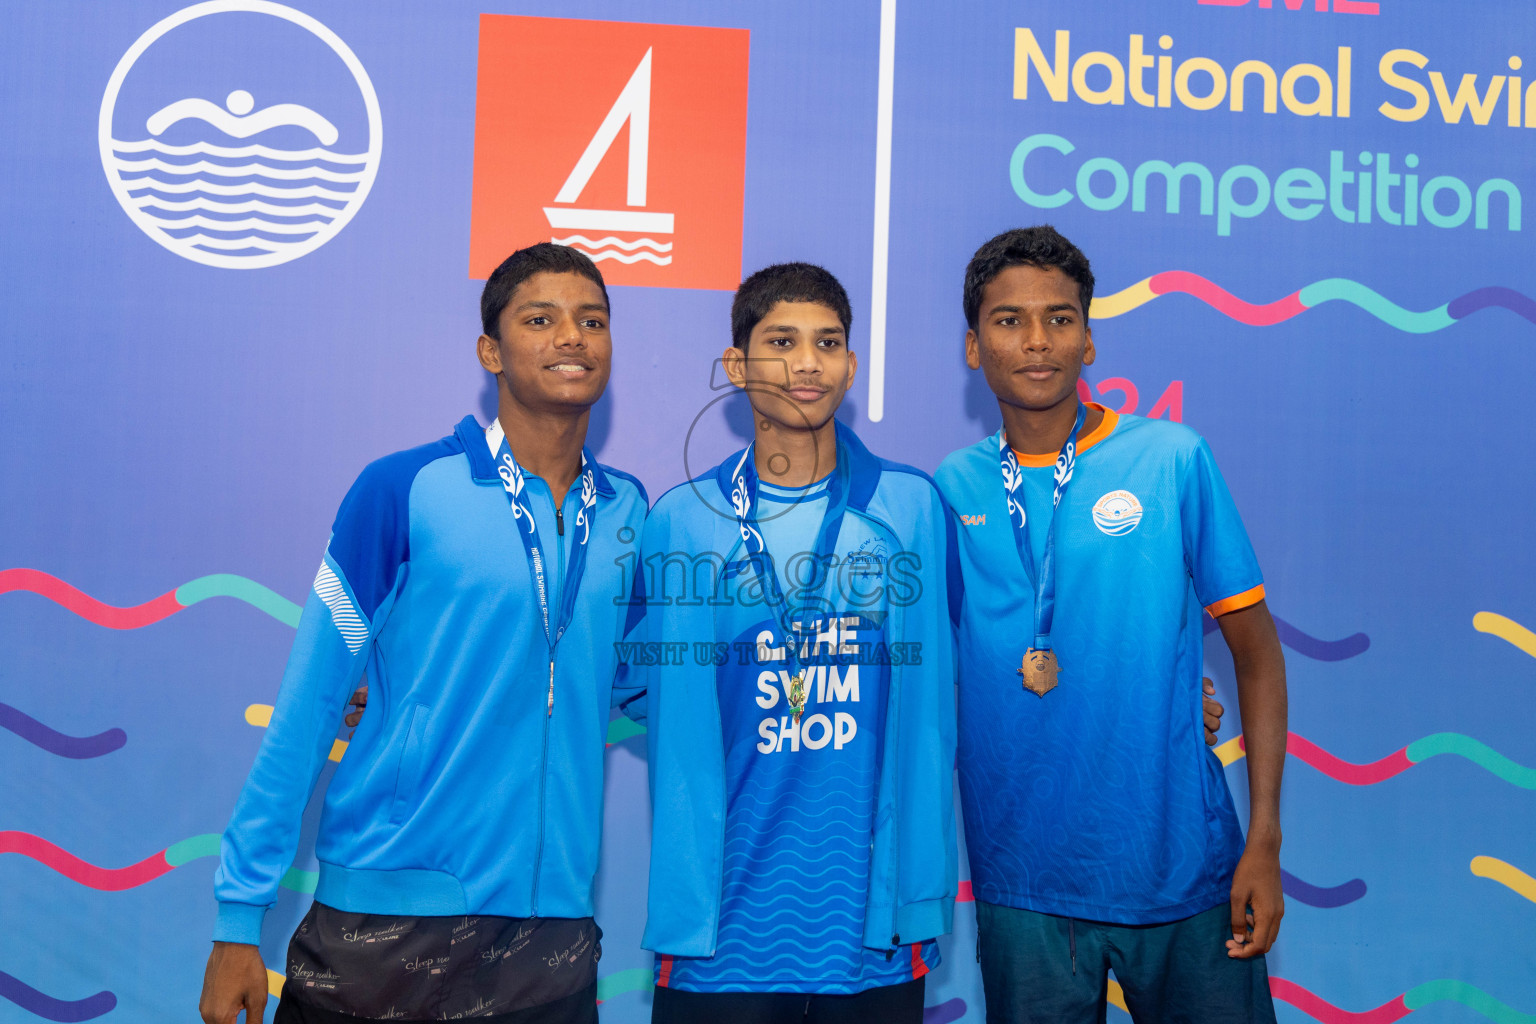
[477,270,612,414]
[725,299,858,439]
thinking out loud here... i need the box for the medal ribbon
[997,402,1086,652]
[487,419,597,651]
[728,443,851,681]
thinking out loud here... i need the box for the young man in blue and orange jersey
[198,244,649,1024]
[638,264,957,1023]
[935,226,1287,1024]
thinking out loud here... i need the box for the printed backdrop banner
[1,1,1533,1021]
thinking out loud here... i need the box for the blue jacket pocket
[390,702,430,824]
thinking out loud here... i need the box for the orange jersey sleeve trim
[1012,404,1119,467]
[910,943,930,980]
[1205,583,1266,618]
[656,955,673,988]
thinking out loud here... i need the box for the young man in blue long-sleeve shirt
[638,264,958,1024]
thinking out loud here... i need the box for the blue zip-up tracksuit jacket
[639,423,959,957]
[213,415,648,944]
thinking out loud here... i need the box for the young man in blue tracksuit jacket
[199,244,648,1024]
[638,264,958,1023]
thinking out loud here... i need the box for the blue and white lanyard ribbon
[997,402,1085,652]
[487,419,597,652]
[728,444,850,675]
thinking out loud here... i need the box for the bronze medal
[1019,648,1060,697]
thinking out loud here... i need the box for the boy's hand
[1202,677,1224,746]
[1226,839,1283,958]
[199,942,268,1024]
[344,685,368,732]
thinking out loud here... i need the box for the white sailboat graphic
[544,49,674,266]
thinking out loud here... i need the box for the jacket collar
[713,419,881,513]
[455,414,615,497]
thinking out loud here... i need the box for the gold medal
[788,672,807,723]
[1019,648,1060,697]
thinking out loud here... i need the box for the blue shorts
[975,902,1277,1024]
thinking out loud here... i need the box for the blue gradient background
[1,1,1532,1021]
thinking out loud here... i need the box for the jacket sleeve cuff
[214,901,269,945]
[895,896,955,944]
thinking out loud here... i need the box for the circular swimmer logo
[1092,489,1143,536]
[99,1,382,269]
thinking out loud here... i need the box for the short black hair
[731,263,852,350]
[481,243,609,339]
[962,225,1094,330]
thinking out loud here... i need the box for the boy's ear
[477,334,503,374]
[1082,327,1096,367]
[964,328,981,371]
[722,344,748,388]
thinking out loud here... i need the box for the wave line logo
[1092,490,1144,536]
[470,15,748,289]
[99,0,382,269]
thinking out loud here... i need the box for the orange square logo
[469,14,750,290]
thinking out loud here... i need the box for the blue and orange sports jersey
[935,405,1264,925]
[654,474,938,993]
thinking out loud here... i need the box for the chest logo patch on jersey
[846,536,887,578]
[1092,490,1144,536]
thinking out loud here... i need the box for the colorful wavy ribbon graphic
[1216,731,1535,788]
[0,704,124,759]
[0,969,115,1023]
[1279,869,1366,909]
[1109,979,1130,1014]
[1270,976,1536,1024]
[0,568,300,629]
[1201,612,1368,661]
[1091,273,1536,333]
[1474,611,1536,659]
[1471,855,1536,906]
[0,832,315,893]
[5,568,1367,667]
[924,998,967,1023]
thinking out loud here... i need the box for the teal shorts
[975,901,1277,1024]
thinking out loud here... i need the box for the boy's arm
[885,485,959,945]
[640,506,727,955]
[201,459,411,1020]
[1215,599,1287,959]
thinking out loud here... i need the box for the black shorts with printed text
[273,901,599,1024]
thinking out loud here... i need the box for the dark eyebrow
[513,300,611,315]
[986,302,1080,317]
